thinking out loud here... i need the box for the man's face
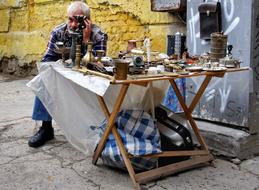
[67,9,84,32]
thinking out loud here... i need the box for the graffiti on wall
[188,0,240,55]
[253,14,259,82]
[187,74,247,126]
[186,0,250,126]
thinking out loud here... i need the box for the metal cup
[113,59,130,80]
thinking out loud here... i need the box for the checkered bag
[97,109,161,171]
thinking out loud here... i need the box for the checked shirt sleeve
[92,33,108,57]
[41,30,62,62]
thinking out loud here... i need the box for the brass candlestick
[96,50,105,62]
[75,44,81,69]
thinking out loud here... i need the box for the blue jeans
[32,96,52,121]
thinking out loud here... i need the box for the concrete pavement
[0,74,259,190]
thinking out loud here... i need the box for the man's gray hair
[67,1,90,19]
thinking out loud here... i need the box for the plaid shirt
[97,110,161,171]
[42,22,108,62]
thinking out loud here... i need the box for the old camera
[74,15,87,31]
[133,55,144,68]
[129,55,145,74]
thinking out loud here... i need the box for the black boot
[28,121,54,148]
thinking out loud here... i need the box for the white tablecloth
[27,61,169,155]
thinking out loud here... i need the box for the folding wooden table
[91,67,248,189]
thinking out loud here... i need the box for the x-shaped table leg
[92,84,141,188]
[92,84,129,164]
[92,76,217,189]
[169,76,213,151]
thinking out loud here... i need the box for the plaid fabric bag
[97,109,161,171]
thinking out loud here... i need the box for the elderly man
[28,1,108,148]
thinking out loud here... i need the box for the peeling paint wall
[0,0,185,74]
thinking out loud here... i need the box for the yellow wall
[0,0,186,63]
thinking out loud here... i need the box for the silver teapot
[219,55,241,68]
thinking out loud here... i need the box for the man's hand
[83,19,92,43]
